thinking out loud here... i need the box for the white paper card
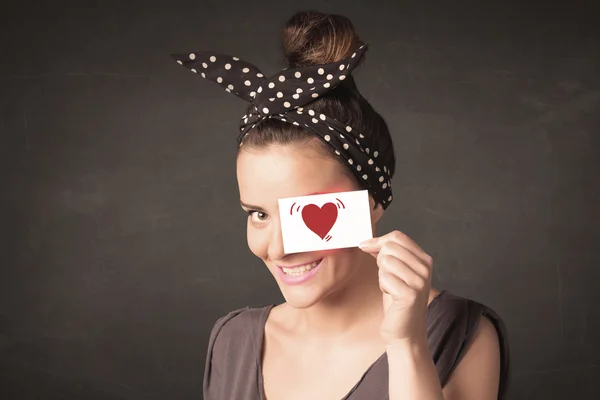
[278,190,373,254]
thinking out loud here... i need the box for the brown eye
[249,210,268,223]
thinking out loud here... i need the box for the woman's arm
[386,315,501,400]
[386,335,444,400]
[360,231,502,400]
[440,316,501,399]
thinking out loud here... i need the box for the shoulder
[427,291,506,342]
[203,305,273,398]
[426,291,510,397]
[210,306,264,335]
[207,305,272,354]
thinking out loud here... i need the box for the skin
[236,139,501,400]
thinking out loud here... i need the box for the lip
[275,258,324,286]
[275,258,323,269]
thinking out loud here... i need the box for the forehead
[236,143,357,206]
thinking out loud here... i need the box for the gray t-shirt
[202,290,510,399]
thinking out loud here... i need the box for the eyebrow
[239,192,336,211]
[239,201,267,211]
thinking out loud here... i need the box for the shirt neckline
[256,289,448,400]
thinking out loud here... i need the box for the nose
[267,217,286,262]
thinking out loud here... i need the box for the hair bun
[282,11,364,68]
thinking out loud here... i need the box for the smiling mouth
[278,258,323,276]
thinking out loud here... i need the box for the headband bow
[170,44,393,209]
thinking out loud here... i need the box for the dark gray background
[1,0,599,399]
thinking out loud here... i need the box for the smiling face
[237,139,383,309]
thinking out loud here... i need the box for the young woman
[172,11,510,400]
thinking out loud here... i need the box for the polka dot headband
[170,44,393,209]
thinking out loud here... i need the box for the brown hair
[238,11,396,185]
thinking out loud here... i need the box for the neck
[290,253,384,341]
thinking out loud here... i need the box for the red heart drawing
[301,202,338,240]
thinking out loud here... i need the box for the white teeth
[281,260,320,276]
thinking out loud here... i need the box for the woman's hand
[359,231,433,346]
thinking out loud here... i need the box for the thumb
[358,237,379,257]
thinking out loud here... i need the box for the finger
[360,231,431,264]
[360,230,425,252]
[378,254,429,291]
[378,242,432,280]
[379,269,411,301]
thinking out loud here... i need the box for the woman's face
[236,140,383,309]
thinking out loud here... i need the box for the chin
[279,287,326,309]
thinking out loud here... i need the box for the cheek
[323,248,358,270]
[247,223,268,259]
[330,248,365,275]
